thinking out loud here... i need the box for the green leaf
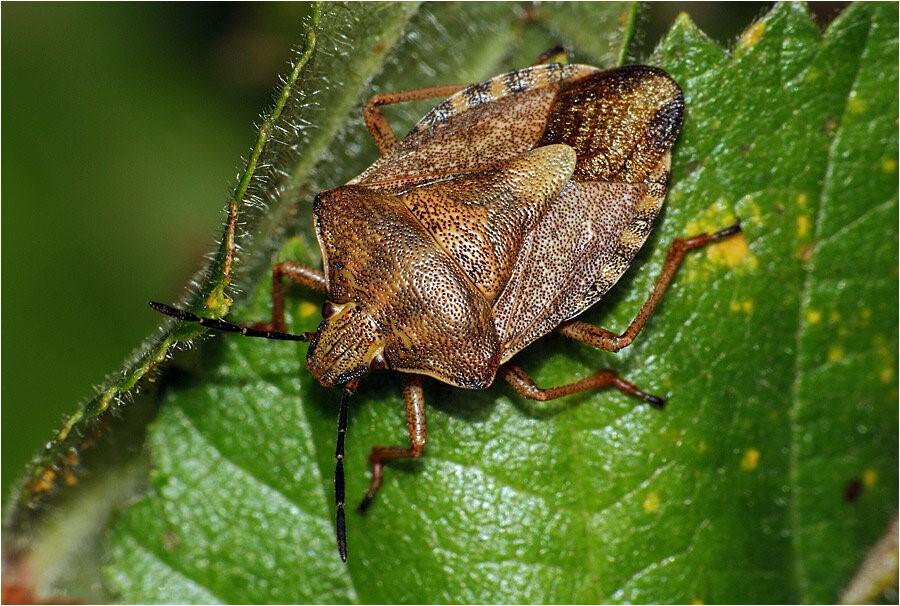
[107,3,897,602]
[9,2,896,603]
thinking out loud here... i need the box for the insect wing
[495,179,665,360]
[538,65,683,184]
[494,66,683,359]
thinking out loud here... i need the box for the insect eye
[369,352,388,371]
[322,301,338,319]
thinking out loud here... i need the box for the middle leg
[358,375,427,512]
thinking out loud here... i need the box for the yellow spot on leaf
[707,233,757,269]
[686,200,735,232]
[796,193,808,208]
[881,158,897,173]
[730,299,754,314]
[692,599,705,605]
[863,468,879,488]
[683,201,758,273]
[848,96,865,114]
[829,311,842,323]
[828,346,845,363]
[298,300,318,318]
[737,20,766,52]
[880,367,893,384]
[861,308,872,321]
[796,214,811,238]
[643,492,661,513]
[737,195,764,228]
[741,448,760,471]
[806,309,822,324]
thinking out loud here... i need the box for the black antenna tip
[336,506,348,562]
[334,386,353,562]
[148,300,170,313]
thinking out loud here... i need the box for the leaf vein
[787,9,875,600]
[175,405,331,528]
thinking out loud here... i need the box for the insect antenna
[334,383,355,562]
[149,301,313,341]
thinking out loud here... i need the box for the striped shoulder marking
[409,63,598,135]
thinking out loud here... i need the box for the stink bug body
[152,57,740,561]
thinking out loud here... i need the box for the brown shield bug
[151,54,741,561]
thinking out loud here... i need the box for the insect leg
[502,364,665,408]
[358,375,427,513]
[262,262,327,332]
[364,84,467,155]
[558,223,742,352]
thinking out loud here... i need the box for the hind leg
[559,224,742,352]
[501,364,665,408]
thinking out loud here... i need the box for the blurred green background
[3,2,846,502]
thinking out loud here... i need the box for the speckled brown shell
[309,63,683,388]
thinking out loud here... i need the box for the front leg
[152,261,325,340]
[358,375,427,512]
[261,261,327,332]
